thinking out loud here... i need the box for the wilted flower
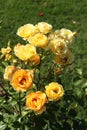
[4,66,19,81]
[26,91,48,114]
[59,28,77,43]
[35,22,52,34]
[14,43,37,61]
[45,82,64,101]
[54,50,72,66]
[38,12,44,16]
[55,67,63,75]
[11,69,34,91]
[49,38,68,55]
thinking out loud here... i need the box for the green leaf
[1,104,13,114]
[76,68,82,75]
[0,114,3,121]
[82,82,87,88]
[12,121,21,128]
[0,66,4,73]
[1,61,9,67]
[74,79,83,86]
[0,124,7,130]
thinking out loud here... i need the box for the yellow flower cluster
[17,22,52,48]
[49,28,77,65]
[4,65,64,114]
[15,22,76,66]
[1,22,77,114]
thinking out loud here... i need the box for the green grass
[0,0,87,78]
[0,0,87,46]
[0,0,87,129]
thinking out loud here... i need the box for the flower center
[53,89,58,93]
[19,77,26,85]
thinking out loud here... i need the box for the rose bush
[0,21,77,129]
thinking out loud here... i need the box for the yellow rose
[45,82,64,101]
[35,22,52,34]
[1,46,12,61]
[1,46,12,54]
[49,38,68,55]
[59,28,77,43]
[48,30,60,40]
[14,43,37,61]
[26,91,48,114]
[54,50,72,66]
[28,33,48,48]
[5,54,12,61]
[11,69,34,91]
[4,66,19,81]
[17,24,37,39]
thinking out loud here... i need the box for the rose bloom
[11,69,34,91]
[14,43,37,61]
[4,66,19,81]
[54,50,72,66]
[26,91,48,114]
[59,28,77,43]
[45,82,64,101]
[49,38,68,55]
[17,24,37,39]
[1,46,12,54]
[35,22,52,34]
[5,54,12,61]
[28,33,48,48]
[29,54,40,66]
[1,46,12,61]
[48,30,60,40]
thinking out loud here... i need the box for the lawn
[0,0,87,130]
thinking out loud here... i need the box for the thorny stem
[35,49,44,90]
[0,82,11,97]
[18,92,23,130]
[18,92,22,116]
[35,64,41,90]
